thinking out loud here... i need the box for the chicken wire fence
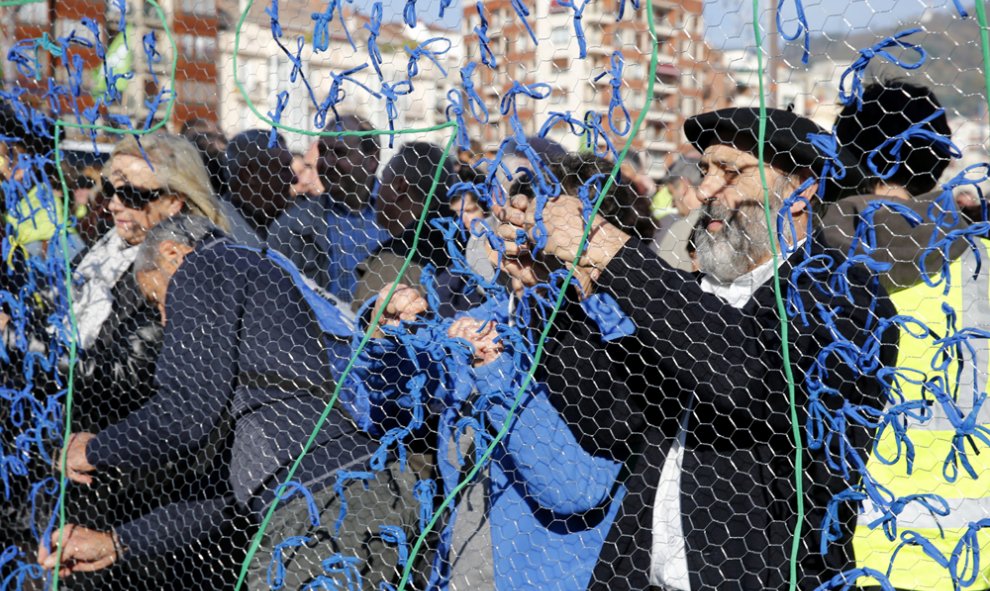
[0,0,988,590]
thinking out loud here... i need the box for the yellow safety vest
[855,238,990,590]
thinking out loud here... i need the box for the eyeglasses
[102,178,165,209]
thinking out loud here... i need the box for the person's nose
[696,173,724,205]
[107,194,125,214]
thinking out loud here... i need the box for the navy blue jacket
[87,239,375,558]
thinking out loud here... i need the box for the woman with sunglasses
[65,132,241,591]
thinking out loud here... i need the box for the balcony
[646,110,677,124]
[654,23,676,38]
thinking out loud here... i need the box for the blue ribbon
[474,2,497,69]
[460,62,490,123]
[838,29,927,108]
[267,91,290,149]
[380,81,413,148]
[557,0,591,58]
[273,481,322,528]
[866,109,962,182]
[776,0,811,65]
[445,89,472,150]
[406,37,452,83]
[510,0,538,44]
[366,3,385,82]
[267,536,312,590]
[379,525,409,567]
[312,0,355,52]
[332,471,374,534]
[403,0,418,27]
[315,64,382,129]
[593,51,631,136]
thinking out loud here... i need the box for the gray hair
[133,214,222,274]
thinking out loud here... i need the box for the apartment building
[217,0,462,154]
[461,0,706,178]
[0,0,221,140]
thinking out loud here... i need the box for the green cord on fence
[393,2,660,589]
[751,3,804,591]
[232,128,459,590]
[974,1,990,119]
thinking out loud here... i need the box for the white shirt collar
[699,241,805,310]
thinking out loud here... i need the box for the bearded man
[494,108,899,590]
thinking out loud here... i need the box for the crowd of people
[0,77,986,591]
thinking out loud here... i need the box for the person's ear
[157,240,194,270]
[365,153,380,175]
[392,176,409,198]
[164,195,184,217]
[790,176,818,215]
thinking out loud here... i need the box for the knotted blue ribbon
[593,51,631,136]
[838,28,926,108]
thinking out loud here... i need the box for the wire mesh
[0,1,987,590]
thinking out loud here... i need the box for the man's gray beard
[694,200,776,283]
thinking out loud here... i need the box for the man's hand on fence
[448,317,503,366]
[370,283,429,338]
[494,194,631,292]
[38,524,118,577]
[57,432,97,485]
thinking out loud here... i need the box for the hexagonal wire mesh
[0,0,988,590]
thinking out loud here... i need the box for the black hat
[834,81,952,196]
[684,107,866,201]
[504,136,567,161]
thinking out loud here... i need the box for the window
[682,96,696,117]
[619,28,637,48]
[178,80,217,105]
[17,2,47,24]
[178,34,218,62]
[550,26,570,46]
[181,0,216,16]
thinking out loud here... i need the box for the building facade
[461,0,706,178]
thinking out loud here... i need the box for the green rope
[50,123,80,591]
[231,127,458,590]
[752,4,804,590]
[394,2,660,589]
[975,1,990,118]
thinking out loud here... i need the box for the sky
[702,0,957,50]
[383,0,962,44]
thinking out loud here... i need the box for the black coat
[540,237,898,591]
[72,269,162,434]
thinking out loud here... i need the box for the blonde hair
[106,133,231,232]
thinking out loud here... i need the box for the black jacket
[72,269,162,434]
[540,237,898,591]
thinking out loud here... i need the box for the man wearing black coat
[494,108,898,590]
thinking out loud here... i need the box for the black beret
[684,107,866,202]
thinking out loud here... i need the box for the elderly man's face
[136,267,170,325]
[694,144,805,282]
[135,241,194,325]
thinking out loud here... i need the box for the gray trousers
[248,462,423,591]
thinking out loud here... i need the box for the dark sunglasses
[102,178,165,209]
